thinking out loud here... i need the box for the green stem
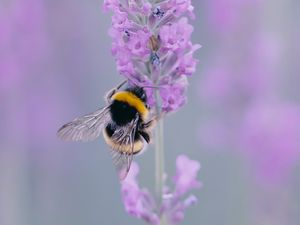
[154,91,168,225]
[155,115,164,203]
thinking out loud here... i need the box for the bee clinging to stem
[57,81,160,179]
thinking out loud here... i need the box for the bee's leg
[141,120,155,130]
[105,80,127,103]
[141,117,157,130]
[139,130,151,143]
[141,112,165,130]
[139,116,160,143]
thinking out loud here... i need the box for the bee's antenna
[141,85,162,89]
[125,78,163,89]
[117,80,127,89]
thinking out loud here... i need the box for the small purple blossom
[104,0,199,112]
[173,155,201,196]
[121,162,160,224]
[162,194,198,225]
[121,155,201,225]
[160,0,195,19]
[103,0,119,12]
[160,76,188,112]
[159,17,193,53]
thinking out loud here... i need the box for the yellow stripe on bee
[112,91,149,119]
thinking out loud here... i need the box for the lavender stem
[154,90,167,225]
[155,115,164,202]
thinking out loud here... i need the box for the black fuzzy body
[110,100,138,126]
[104,87,150,146]
[109,86,147,126]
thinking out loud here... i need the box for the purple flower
[163,195,198,225]
[206,0,258,33]
[173,155,201,195]
[176,44,201,76]
[103,0,119,12]
[239,101,300,185]
[198,0,299,188]
[104,0,199,113]
[121,162,160,225]
[159,77,188,112]
[159,17,193,53]
[125,29,151,57]
[121,155,201,225]
[160,0,195,19]
[0,0,48,93]
[160,155,201,225]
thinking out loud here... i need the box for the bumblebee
[57,81,157,179]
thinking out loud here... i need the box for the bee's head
[126,86,147,103]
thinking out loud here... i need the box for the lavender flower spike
[104,1,201,224]
[104,0,200,112]
[121,155,201,225]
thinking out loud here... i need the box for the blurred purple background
[1,1,300,225]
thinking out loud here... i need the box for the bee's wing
[57,106,111,142]
[110,115,139,180]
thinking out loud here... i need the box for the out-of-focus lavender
[0,0,48,93]
[198,0,300,224]
[0,1,50,225]
[0,1,88,225]
[206,0,261,34]
[121,155,201,225]
[104,0,200,112]
[199,0,300,187]
[239,101,300,185]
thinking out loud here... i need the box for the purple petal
[121,162,159,225]
[173,155,201,195]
